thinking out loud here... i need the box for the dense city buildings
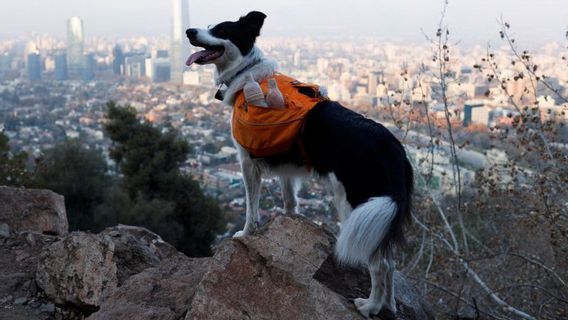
[0,28,567,223]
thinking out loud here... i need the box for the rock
[237,215,336,284]
[0,232,57,305]
[0,187,68,236]
[35,232,117,311]
[0,273,29,301]
[0,295,13,305]
[188,239,360,320]
[87,254,209,320]
[0,198,432,319]
[100,225,178,259]
[187,215,432,320]
[15,250,31,262]
[0,305,51,320]
[99,225,178,285]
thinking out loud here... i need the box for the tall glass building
[54,53,68,80]
[82,53,95,81]
[67,16,84,75]
[27,53,42,81]
[112,45,124,75]
[170,0,190,84]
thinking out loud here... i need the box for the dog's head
[185,11,267,68]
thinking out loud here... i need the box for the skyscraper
[146,49,171,83]
[0,53,9,72]
[368,73,378,97]
[112,45,124,75]
[82,53,95,81]
[27,53,42,81]
[170,0,190,83]
[54,53,68,80]
[154,60,172,83]
[124,55,146,79]
[67,16,84,75]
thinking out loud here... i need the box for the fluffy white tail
[335,197,397,266]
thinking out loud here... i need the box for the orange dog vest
[232,73,327,157]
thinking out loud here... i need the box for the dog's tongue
[186,50,214,66]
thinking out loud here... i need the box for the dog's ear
[240,11,267,37]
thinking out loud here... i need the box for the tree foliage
[105,102,190,196]
[33,140,110,231]
[0,132,31,187]
[104,101,224,256]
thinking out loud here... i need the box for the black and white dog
[186,11,413,318]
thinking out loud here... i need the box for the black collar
[215,59,261,101]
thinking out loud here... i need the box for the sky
[0,0,567,46]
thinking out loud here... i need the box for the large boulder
[35,232,117,311]
[187,239,360,320]
[0,187,68,236]
[186,215,432,320]
[33,226,180,317]
[87,254,209,320]
[99,225,178,285]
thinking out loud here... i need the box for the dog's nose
[186,28,197,39]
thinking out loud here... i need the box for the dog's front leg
[234,157,262,237]
[280,177,299,215]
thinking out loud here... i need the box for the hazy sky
[1,0,567,46]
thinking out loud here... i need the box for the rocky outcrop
[0,186,432,320]
[35,232,117,310]
[88,254,209,320]
[186,215,432,320]
[0,186,68,236]
[99,225,178,285]
[187,216,358,320]
[0,231,59,320]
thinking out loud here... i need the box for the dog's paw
[354,298,382,319]
[386,299,397,314]
[232,230,247,238]
[233,228,256,238]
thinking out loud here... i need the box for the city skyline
[0,1,567,47]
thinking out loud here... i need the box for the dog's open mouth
[186,43,224,66]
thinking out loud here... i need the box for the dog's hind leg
[335,196,397,318]
[280,177,299,215]
[354,254,396,318]
[354,257,387,318]
[234,157,262,237]
[385,254,397,313]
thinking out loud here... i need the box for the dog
[186,11,413,318]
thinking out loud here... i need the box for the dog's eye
[217,28,226,36]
